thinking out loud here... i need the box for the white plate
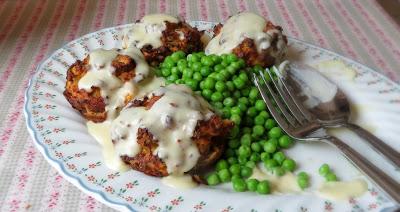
[24,21,400,212]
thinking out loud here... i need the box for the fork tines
[252,68,317,138]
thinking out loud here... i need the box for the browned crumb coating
[141,21,204,66]
[119,95,234,177]
[63,54,136,122]
[212,21,288,68]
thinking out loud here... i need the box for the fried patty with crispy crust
[63,54,136,122]
[118,95,234,177]
[141,21,204,66]
[213,21,287,68]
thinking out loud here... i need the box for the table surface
[0,0,399,211]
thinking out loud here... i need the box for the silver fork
[252,70,400,203]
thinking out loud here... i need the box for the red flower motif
[47,116,55,121]
[194,204,203,209]
[370,190,378,196]
[88,163,96,168]
[324,204,333,211]
[125,196,133,202]
[149,205,157,211]
[221,209,229,212]
[126,182,134,188]
[105,186,113,193]
[87,176,95,181]
[53,128,61,133]
[171,199,180,205]
[147,191,156,197]
[55,152,63,158]
[67,163,76,170]
[349,197,357,204]
[368,203,377,209]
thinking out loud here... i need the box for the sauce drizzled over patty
[78,47,150,120]
[205,12,287,66]
[111,84,214,175]
[124,14,179,49]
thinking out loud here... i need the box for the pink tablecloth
[0,0,399,211]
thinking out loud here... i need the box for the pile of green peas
[157,51,306,194]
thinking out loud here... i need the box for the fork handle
[328,136,400,203]
[345,123,400,168]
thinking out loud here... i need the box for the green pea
[297,172,309,180]
[282,159,296,172]
[214,64,224,72]
[223,97,235,107]
[273,151,286,165]
[273,167,286,176]
[182,68,193,79]
[202,89,212,100]
[218,169,231,182]
[268,127,282,139]
[246,179,259,192]
[175,79,184,84]
[319,164,330,176]
[242,127,252,134]
[193,72,203,81]
[211,92,223,102]
[297,177,309,190]
[264,159,278,170]
[201,56,214,66]
[249,87,260,100]
[167,74,179,82]
[247,107,258,117]
[255,100,267,111]
[263,141,277,153]
[171,51,184,61]
[249,152,261,162]
[228,139,240,149]
[212,102,223,109]
[231,114,241,125]
[279,135,293,148]
[227,157,238,165]
[221,61,229,67]
[161,68,171,77]
[258,111,270,119]
[325,173,337,182]
[254,115,265,126]
[238,155,248,164]
[226,65,237,75]
[222,91,230,98]
[215,81,226,92]
[187,54,199,62]
[231,106,242,115]
[233,78,245,89]
[239,72,249,82]
[241,87,251,97]
[231,174,242,182]
[241,166,253,178]
[245,161,256,169]
[251,142,262,153]
[260,152,270,161]
[238,145,251,157]
[265,119,276,129]
[177,59,187,71]
[244,116,254,126]
[215,73,226,81]
[185,79,198,90]
[203,78,216,90]
[257,180,270,194]
[240,134,252,146]
[216,159,229,171]
[233,90,241,98]
[229,164,241,175]
[253,125,265,136]
[206,173,220,185]
[232,178,247,192]
[200,66,211,77]
[226,81,235,91]
[227,53,238,63]
[210,54,221,63]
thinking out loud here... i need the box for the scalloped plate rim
[23,21,400,212]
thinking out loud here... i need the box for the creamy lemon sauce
[111,84,213,175]
[78,47,150,120]
[317,179,368,201]
[124,14,178,49]
[250,166,301,194]
[205,12,287,60]
[86,121,130,171]
[161,175,198,189]
[312,60,357,81]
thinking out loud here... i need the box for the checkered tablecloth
[0,0,399,211]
